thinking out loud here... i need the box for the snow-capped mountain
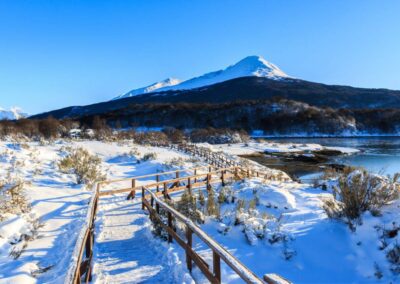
[114,78,181,100]
[114,56,290,100]
[0,107,27,120]
[157,55,290,93]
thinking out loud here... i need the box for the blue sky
[1,0,400,114]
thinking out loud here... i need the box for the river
[269,137,400,178]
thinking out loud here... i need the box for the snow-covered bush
[217,185,235,204]
[163,157,186,170]
[58,147,105,188]
[323,169,399,228]
[142,152,157,162]
[130,147,140,157]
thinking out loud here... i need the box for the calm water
[270,137,400,177]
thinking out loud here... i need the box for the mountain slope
[112,55,289,100]
[32,76,400,120]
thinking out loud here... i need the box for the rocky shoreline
[240,149,351,180]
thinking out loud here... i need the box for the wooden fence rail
[142,185,264,284]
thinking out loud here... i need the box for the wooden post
[131,179,136,199]
[187,177,192,195]
[186,226,192,271]
[213,251,221,283]
[221,171,225,186]
[141,187,145,210]
[176,171,180,179]
[85,230,92,258]
[247,169,250,178]
[194,169,197,183]
[156,175,160,192]
[167,212,173,243]
[156,202,160,214]
[163,182,168,199]
[206,174,211,191]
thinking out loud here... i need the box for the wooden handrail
[142,186,264,284]
[98,165,215,186]
[65,185,99,284]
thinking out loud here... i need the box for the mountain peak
[230,55,289,78]
[156,55,290,93]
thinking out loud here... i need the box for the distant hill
[32,76,400,120]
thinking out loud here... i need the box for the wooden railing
[64,184,100,284]
[170,143,240,169]
[170,143,291,183]
[141,166,265,284]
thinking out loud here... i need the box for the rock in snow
[114,55,290,100]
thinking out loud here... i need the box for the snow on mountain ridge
[114,55,290,100]
[156,55,290,93]
[114,78,181,100]
[0,107,27,120]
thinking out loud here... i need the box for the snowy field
[0,140,398,283]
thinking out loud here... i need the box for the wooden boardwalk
[66,144,290,284]
[93,195,175,283]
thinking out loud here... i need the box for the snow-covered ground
[0,140,200,283]
[0,139,398,283]
[189,179,400,283]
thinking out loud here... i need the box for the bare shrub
[38,117,60,139]
[387,243,400,274]
[163,127,185,144]
[206,188,219,217]
[175,190,204,223]
[0,183,30,221]
[190,128,249,144]
[58,147,105,188]
[323,169,399,228]
[134,131,169,146]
